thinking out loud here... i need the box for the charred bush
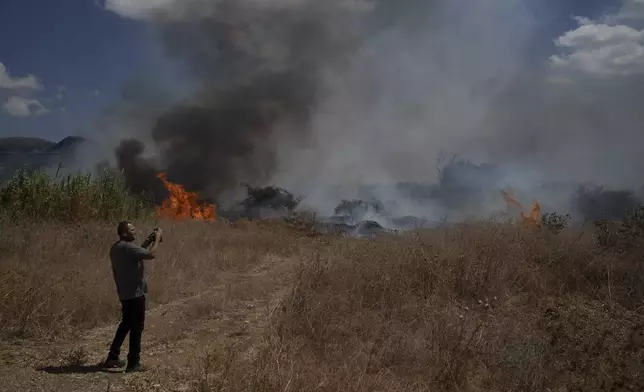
[240,185,303,214]
[574,184,641,222]
[334,198,385,221]
[594,205,644,250]
[541,212,571,234]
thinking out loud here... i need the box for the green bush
[0,168,151,222]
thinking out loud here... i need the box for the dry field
[1,218,644,391]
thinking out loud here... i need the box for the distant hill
[0,137,56,154]
[0,136,86,155]
[45,136,86,153]
[0,136,88,180]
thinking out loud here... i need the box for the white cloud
[0,62,42,90]
[101,0,177,19]
[3,96,50,117]
[609,0,644,23]
[550,0,644,76]
[557,24,643,48]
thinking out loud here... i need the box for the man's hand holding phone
[147,227,163,243]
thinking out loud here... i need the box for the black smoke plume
[109,0,644,221]
[114,139,165,201]
[115,0,367,201]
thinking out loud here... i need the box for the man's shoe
[101,358,126,368]
[125,363,146,373]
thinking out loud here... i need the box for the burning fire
[156,173,216,221]
[501,190,541,227]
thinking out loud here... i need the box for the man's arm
[126,243,155,260]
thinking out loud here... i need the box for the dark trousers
[108,295,146,364]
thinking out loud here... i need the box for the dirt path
[0,254,299,392]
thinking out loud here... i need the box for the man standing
[102,221,162,372]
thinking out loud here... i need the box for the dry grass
[2,218,644,391]
[187,222,644,392]
[0,219,308,339]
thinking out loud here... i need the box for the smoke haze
[103,0,644,219]
[115,0,372,202]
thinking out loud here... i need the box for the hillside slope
[0,136,87,180]
[0,137,55,153]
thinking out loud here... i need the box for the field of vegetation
[1,169,644,391]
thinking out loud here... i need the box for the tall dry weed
[2,206,644,391]
[0,219,305,339]
[242,222,644,391]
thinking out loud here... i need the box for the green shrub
[0,168,151,222]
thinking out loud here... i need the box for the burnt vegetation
[236,184,304,219]
[574,184,642,222]
[2,157,644,390]
[2,196,644,390]
[334,198,385,220]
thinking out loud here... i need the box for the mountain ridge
[0,136,87,155]
[0,136,90,180]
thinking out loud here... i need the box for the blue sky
[0,0,184,141]
[0,0,637,143]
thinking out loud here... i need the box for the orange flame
[501,190,540,227]
[156,173,216,221]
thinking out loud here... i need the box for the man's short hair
[117,221,131,237]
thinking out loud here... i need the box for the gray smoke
[106,0,644,221]
[115,0,371,201]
